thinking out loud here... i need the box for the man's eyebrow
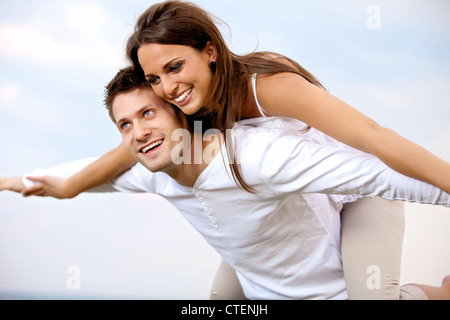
[115,104,154,125]
[145,57,180,79]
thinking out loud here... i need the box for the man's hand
[22,176,78,199]
[0,176,25,193]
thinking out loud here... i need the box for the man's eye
[120,122,130,130]
[144,110,153,117]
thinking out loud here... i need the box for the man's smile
[139,139,164,156]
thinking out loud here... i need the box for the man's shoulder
[119,163,171,192]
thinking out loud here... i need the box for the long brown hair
[126,0,325,192]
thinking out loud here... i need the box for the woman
[125,0,450,194]
[19,1,450,299]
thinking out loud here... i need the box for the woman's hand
[22,176,78,199]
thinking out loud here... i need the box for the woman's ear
[204,41,218,62]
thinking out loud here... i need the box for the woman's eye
[148,77,160,85]
[170,62,183,73]
[144,110,153,117]
[120,122,130,130]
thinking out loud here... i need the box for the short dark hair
[103,66,148,122]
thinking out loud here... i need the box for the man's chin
[139,159,167,174]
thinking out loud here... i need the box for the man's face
[112,87,183,174]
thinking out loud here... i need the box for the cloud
[65,3,111,41]
[0,2,129,69]
[0,84,20,104]
[0,24,125,68]
[0,24,54,59]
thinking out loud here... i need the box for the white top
[251,73,269,117]
[23,117,450,300]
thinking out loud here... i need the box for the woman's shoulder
[257,71,306,84]
[255,72,310,100]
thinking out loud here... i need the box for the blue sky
[0,0,449,299]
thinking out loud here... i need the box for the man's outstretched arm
[0,176,25,194]
[22,143,137,198]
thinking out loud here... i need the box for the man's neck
[169,131,222,187]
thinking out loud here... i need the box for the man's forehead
[112,87,176,122]
[112,88,157,117]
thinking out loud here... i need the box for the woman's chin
[179,104,202,116]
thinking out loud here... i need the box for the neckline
[251,73,270,117]
[169,140,227,192]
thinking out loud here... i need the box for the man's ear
[204,41,218,62]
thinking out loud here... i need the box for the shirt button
[203,207,210,212]
[198,197,204,202]
[213,224,219,230]
[208,215,214,221]
[193,188,198,193]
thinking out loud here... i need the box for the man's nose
[134,122,152,141]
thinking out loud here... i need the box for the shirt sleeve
[23,157,153,193]
[244,127,450,207]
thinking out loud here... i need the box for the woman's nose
[162,78,178,98]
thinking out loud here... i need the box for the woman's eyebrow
[162,57,181,70]
[145,57,182,79]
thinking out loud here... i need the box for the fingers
[22,176,46,197]
[25,176,47,183]
[22,175,70,199]
[21,182,44,197]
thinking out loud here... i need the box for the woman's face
[137,42,216,115]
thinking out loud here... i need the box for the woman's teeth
[174,88,192,103]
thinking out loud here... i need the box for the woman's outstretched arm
[255,72,450,193]
[22,142,137,198]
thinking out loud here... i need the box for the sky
[0,0,449,299]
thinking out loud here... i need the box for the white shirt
[24,117,450,300]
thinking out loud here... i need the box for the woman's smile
[173,87,193,106]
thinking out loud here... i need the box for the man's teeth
[174,88,192,103]
[142,139,163,153]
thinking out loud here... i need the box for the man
[2,67,449,299]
